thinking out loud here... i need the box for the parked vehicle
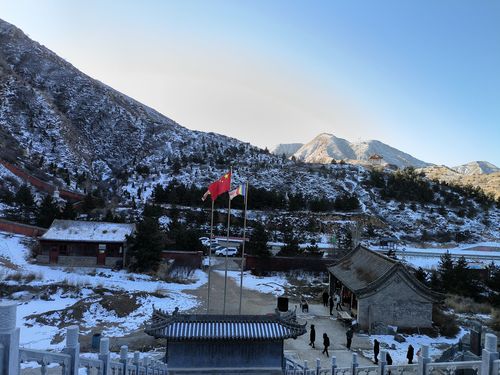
[215,247,238,257]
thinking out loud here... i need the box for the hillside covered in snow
[274,133,431,168]
[0,18,499,242]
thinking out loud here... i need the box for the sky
[1,0,499,166]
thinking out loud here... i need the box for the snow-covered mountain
[452,161,500,175]
[270,143,303,158]
[276,133,431,168]
[0,18,498,242]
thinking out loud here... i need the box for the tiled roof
[145,309,307,341]
[40,220,135,243]
[328,245,396,292]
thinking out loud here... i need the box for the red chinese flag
[207,171,231,201]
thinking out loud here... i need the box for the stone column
[133,352,140,375]
[0,302,20,375]
[481,334,499,375]
[63,326,80,375]
[352,353,359,375]
[120,346,128,375]
[418,345,430,375]
[331,356,337,375]
[379,350,387,375]
[99,338,110,375]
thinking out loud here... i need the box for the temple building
[328,245,441,332]
[145,308,307,374]
[38,220,135,267]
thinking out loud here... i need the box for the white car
[215,247,238,257]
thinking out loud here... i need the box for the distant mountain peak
[452,161,500,175]
[272,133,430,168]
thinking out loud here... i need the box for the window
[98,244,106,254]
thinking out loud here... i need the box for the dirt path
[187,257,276,315]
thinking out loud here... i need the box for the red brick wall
[245,255,336,273]
[0,160,85,202]
[0,219,47,237]
[161,250,203,268]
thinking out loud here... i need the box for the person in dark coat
[309,324,316,348]
[374,339,380,364]
[322,290,329,307]
[386,352,393,365]
[346,327,353,350]
[329,295,334,315]
[322,333,330,357]
[407,345,414,364]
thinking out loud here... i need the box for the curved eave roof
[328,245,441,302]
[145,310,307,341]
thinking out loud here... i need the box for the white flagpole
[238,182,249,315]
[207,198,214,314]
[222,166,232,315]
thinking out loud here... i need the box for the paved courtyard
[187,262,375,369]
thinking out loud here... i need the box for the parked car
[215,247,238,257]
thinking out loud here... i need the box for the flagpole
[222,166,232,315]
[238,182,249,315]
[207,199,214,314]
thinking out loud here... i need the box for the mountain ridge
[272,133,431,168]
[0,17,498,243]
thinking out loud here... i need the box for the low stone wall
[36,255,123,268]
[245,255,337,273]
[36,255,49,264]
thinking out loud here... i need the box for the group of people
[321,290,342,315]
[374,339,416,365]
[308,324,332,356]
[308,325,354,357]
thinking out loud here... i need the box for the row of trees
[0,184,106,227]
[414,252,500,307]
[153,181,361,212]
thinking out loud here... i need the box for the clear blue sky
[1,0,499,166]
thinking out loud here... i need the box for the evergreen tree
[14,185,36,223]
[414,267,428,285]
[437,252,455,292]
[36,195,60,227]
[247,222,270,257]
[279,224,300,256]
[81,193,96,213]
[127,216,164,272]
[61,201,77,220]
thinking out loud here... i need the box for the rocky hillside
[0,18,498,242]
[274,133,431,168]
[419,165,500,199]
[452,161,499,175]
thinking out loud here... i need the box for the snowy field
[0,232,207,349]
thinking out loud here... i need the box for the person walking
[386,352,393,375]
[335,294,343,310]
[309,324,316,348]
[407,345,414,364]
[329,295,334,315]
[374,339,380,364]
[346,327,353,350]
[322,290,329,307]
[322,333,331,357]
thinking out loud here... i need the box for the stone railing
[285,341,500,375]
[1,301,499,375]
[0,302,168,375]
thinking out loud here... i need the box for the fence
[1,302,499,375]
[0,302,168,375]
[284,338,499,375]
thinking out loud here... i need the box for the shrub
[433,305,460,338]
[445,295,491,315]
